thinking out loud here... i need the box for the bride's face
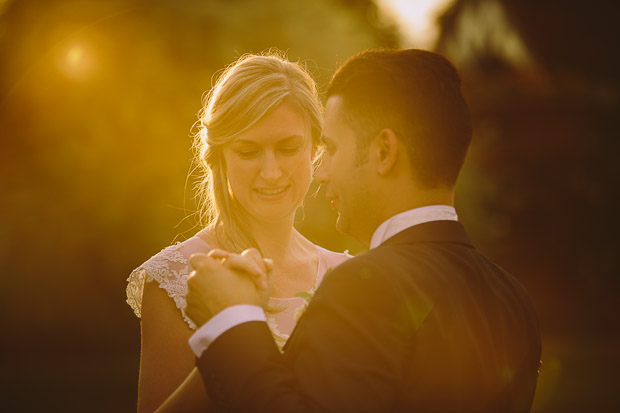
[223,104,313,224]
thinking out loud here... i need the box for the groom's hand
[185,249,272,328]
[207,248,273,292]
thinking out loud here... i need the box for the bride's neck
[248,216,303,261]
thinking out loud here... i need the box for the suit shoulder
[318,247,434,299]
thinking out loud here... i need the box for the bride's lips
[253,185,290,200]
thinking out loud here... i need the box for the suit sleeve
[197,256,422,413]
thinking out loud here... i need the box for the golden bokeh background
[1,0,618,411]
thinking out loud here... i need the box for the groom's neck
[357,185,456,244]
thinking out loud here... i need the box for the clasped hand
[185,248,273,328]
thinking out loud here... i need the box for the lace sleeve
[126,267,148,318]
[125,241,204,330]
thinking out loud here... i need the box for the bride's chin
[247,205,299,224]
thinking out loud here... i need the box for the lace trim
[267,315,289,352]
[126,240,350,339]
[125,242,197,330]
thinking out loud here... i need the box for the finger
[256,273,269,290]
[223,254,266,278]
[218,248,270,290]
[241,249,272,290]
[187,269,196,281]
[241,248,268,274]
[221,250,270,290]
[241,248,263,262]
[207,248,231,261]
[242,259,272,291]
[187,268,209,290]
[254,259,273,290]
[263,258,274,272]
[230,248,267,277]
[189,253,218,271]
[263,259,273,290]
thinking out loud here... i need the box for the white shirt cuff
[188,304,266,358]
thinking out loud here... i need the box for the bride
[126,52,350,412]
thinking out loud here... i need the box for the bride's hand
[186,250,272,328]
[207,248,273,291]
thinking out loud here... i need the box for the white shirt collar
[369,205,458,249]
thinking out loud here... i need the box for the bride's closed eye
[230,142,260,159]
[236,149,260,159]
[279,145,303,155]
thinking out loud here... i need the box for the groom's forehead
[324,95,346,118]
[323,97,352,133]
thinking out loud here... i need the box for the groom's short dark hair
[327,49,472,188]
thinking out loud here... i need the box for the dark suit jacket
[197,221,541,413]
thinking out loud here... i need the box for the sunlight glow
[377,0,454,48]
[67,46,84,66]
[57,41,95,81]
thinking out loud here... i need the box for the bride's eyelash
[279,146,302,155]
[237,150,259,159]
[235,145,302,159]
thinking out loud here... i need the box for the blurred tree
[0,0,398,411]
[435,1,620,412]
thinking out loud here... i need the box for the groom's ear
[373,128,399,176]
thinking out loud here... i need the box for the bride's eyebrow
[231,135,305,145]
[278,135,305,143]
[230,139,258,145]
[228,137,263,146]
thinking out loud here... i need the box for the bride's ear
[373,128,399,175]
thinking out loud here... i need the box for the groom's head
[316,49,472,243]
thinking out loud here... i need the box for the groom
[185,49,541,412]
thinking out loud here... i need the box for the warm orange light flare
[378,0,454,48]
[67,46,84,66]
[56,41,95,81]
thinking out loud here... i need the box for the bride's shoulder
[125,235,210,325]
[137,236,211,276]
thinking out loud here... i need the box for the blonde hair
[193,51,322,253]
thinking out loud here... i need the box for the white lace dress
[126,236,350,349]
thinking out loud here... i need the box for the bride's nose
[259,150,283,181]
